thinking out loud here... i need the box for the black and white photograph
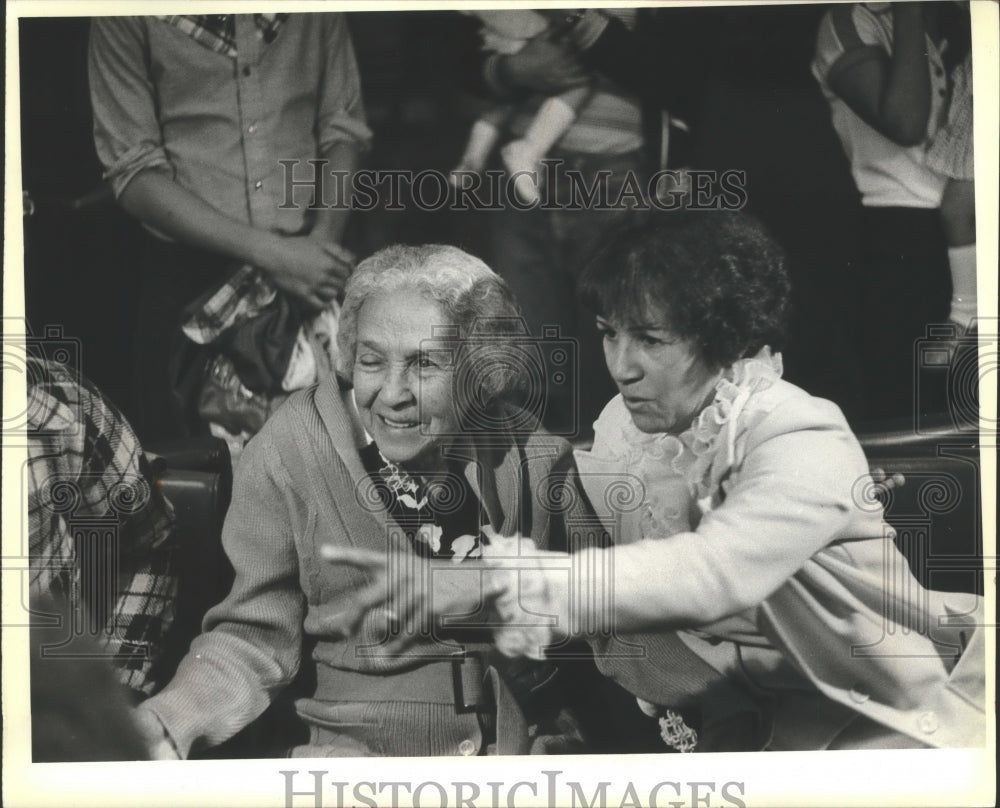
[2,2,996,807]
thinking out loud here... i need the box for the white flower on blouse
[415,523,443,553]
[450,533,482,563]
[397,491,427,510]
[380,457,429,510]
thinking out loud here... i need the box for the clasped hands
[263,231,355,312]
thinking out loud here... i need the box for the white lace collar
[592,347,784,499]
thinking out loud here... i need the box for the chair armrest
[855,414,977,458]
[145,436,232,474]
[150,468,234,687]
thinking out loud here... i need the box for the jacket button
[849,686,869,704]
[458,739,476,756]
[917,711,939,734]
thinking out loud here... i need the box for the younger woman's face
[596,311,722,434]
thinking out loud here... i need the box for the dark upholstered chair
[145,436,234,688]
[855,415,983,595]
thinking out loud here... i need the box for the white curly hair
[337,244,527,406]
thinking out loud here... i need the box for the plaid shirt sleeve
[27,358,177,695]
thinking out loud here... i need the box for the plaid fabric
[180,263,341,395]
[155,14,289,58]
[107,549,178,693]
[27,358,177,695]
[926,53,974,181]
[180,263,276,345]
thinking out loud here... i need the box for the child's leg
[521,85,592,153]
[451,105,514,184]
[940,179,976,328]
[502,85,593,204]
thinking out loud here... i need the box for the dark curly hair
[579,211,790,370]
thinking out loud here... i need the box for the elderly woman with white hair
[134,244,610,758]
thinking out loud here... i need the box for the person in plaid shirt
[27,357,176,697]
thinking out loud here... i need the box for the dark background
[20,6,869,429]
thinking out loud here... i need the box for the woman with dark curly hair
[325,213,985,753]
[562,211,983,751]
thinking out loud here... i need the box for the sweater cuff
[135,701,187,759]
[141,691,201,759]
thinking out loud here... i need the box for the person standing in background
[925,45,976,332]
[813,2,969,420]
[472,6,716,440]
[474,8,646,440]
[89,14,371,442]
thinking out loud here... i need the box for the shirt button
[848,686,870,704]
[458,739,476,756]
[254,180,263,190]
[917,711,939,734]
[248,123,257,135]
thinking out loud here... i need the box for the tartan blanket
[27,358,177,695]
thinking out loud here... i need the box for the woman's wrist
[482,535,574,658]
[133,704,182,760]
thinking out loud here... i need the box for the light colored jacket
[577,350,985,749]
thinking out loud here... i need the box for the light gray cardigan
[143,377,597,757]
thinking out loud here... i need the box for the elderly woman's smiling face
[353,288,460,468]
[597,310,722,435]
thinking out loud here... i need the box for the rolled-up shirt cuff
[318,117,374,155]
[104,146,172,198]
[569,10,610,52]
